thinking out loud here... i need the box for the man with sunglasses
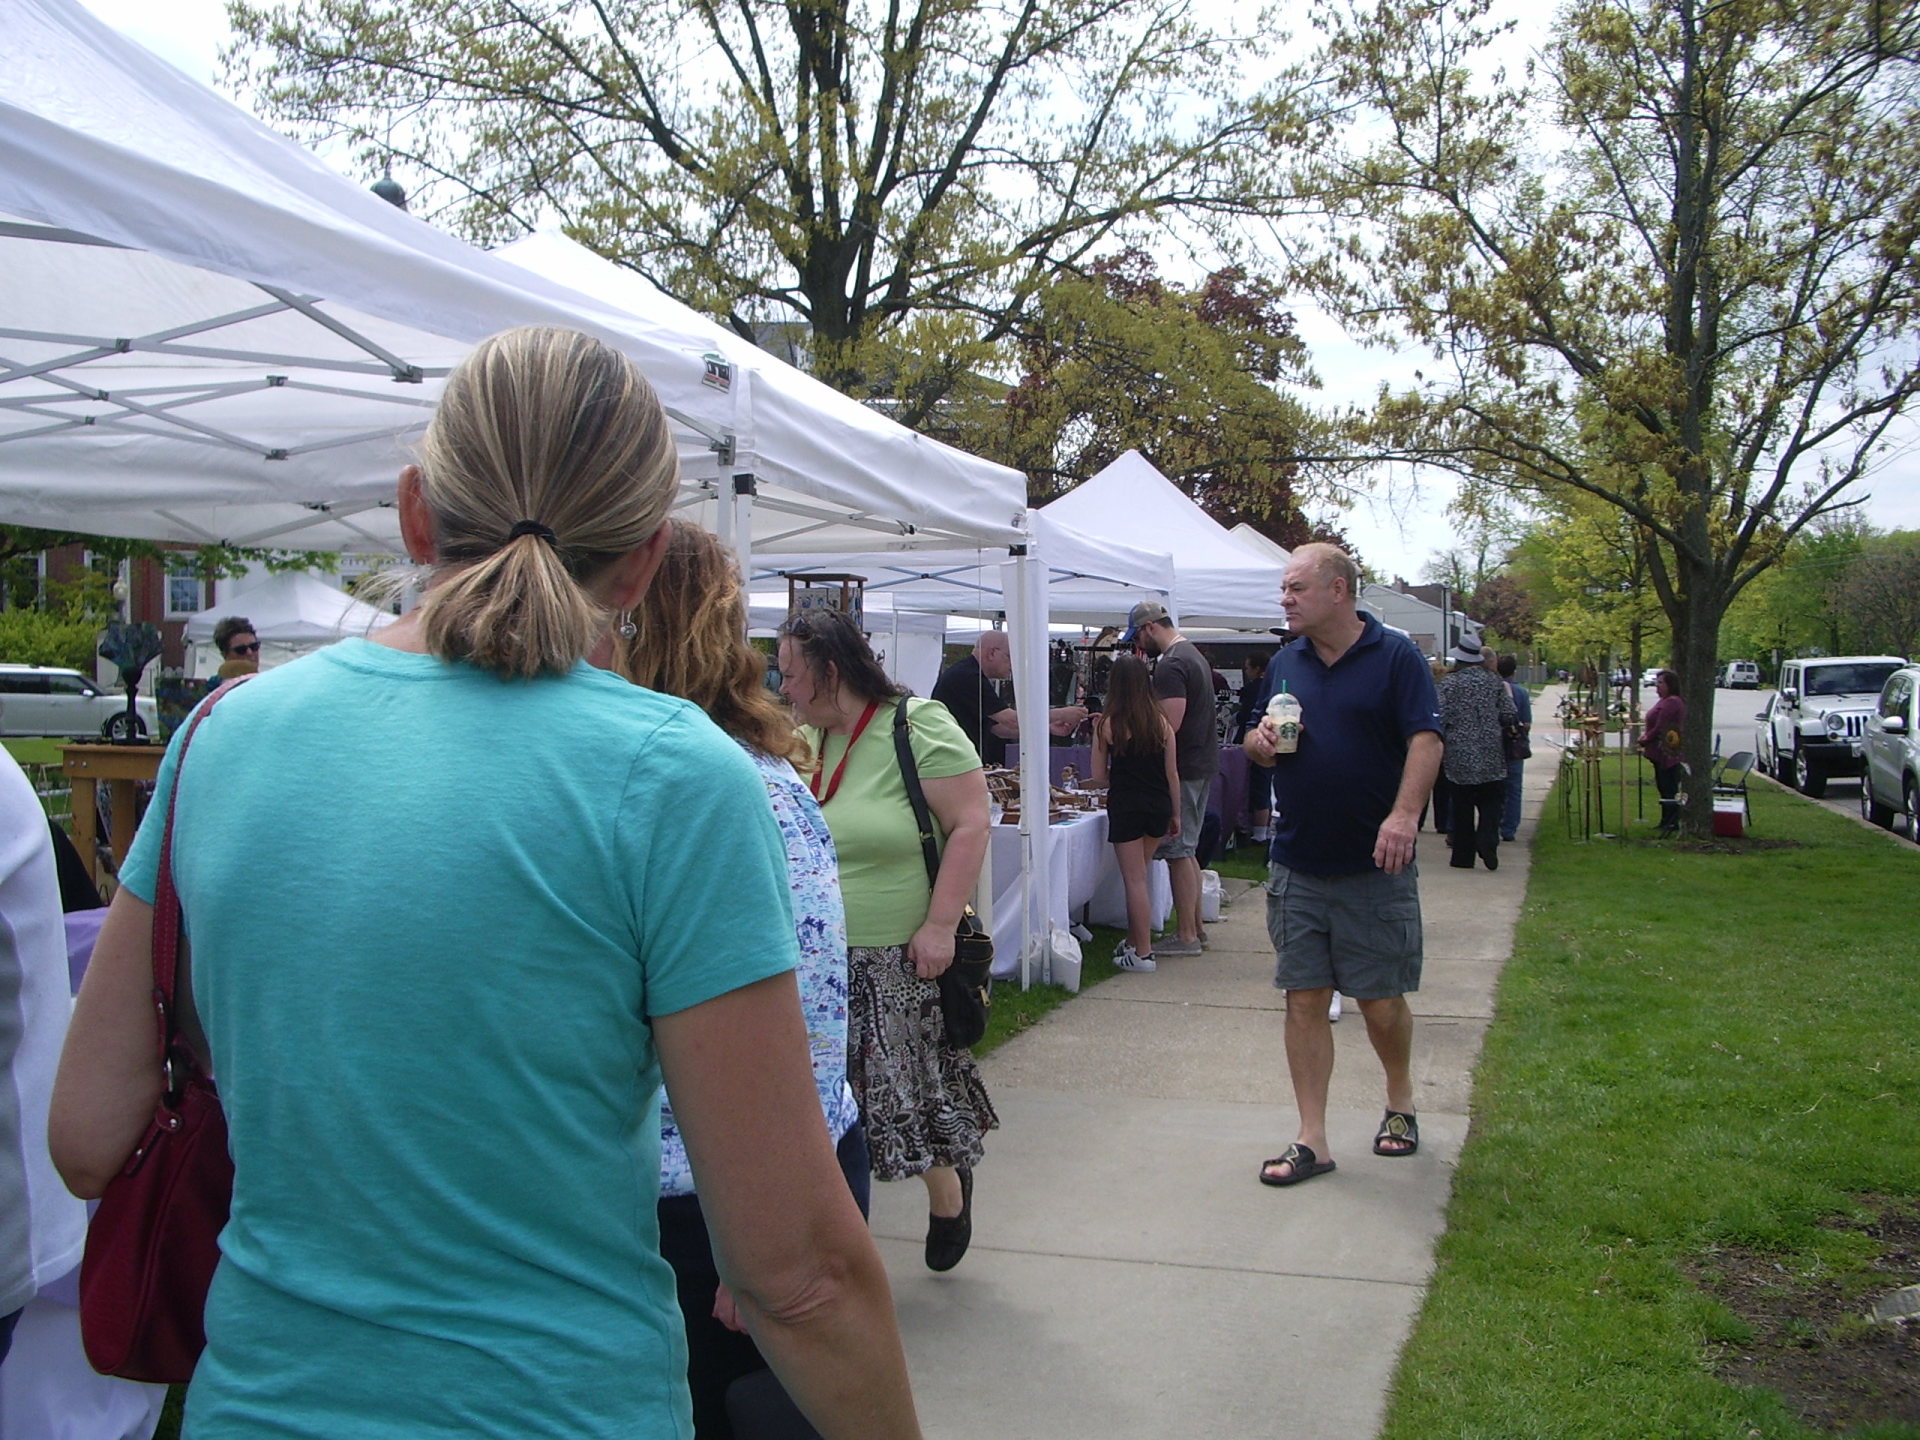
[211,615,262,689]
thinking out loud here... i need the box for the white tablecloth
[985,811,1171,979]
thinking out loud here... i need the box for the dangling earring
[617,611,637,639]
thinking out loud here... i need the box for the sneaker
[1155,935,1205,957]
[1113,941,1157,973]
[1328,991,1343,1023]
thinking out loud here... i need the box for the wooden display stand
[59,743,164,889]
[785,573,865,625]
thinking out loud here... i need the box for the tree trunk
[1667,570,1730,838]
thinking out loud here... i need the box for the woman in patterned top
[618,519,864,1438]
[1436,635,1517,870]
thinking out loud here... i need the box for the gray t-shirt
[1153,638,1219,781]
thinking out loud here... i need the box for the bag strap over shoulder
[891,697,943,892]
[150,677,250,1080]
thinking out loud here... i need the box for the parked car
[1860,664,1920,843]
[0,663,157,740]
[1756,655,1908,797]
[1721,659,1760,689]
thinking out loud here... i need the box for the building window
[167,563,204,617]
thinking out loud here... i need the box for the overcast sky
[79,0,1917,583]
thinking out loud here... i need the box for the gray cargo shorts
[1265,861,1423,999]
[1153,777,1211,861]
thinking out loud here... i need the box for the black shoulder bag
[892,697,994,1048]
[1502,683,1532,761]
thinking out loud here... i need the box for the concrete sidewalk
[867,748,1561,1440]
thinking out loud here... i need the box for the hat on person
[1448,632,1486,665]
[1119,597,1171,645]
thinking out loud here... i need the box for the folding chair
[1711,750,1755,827]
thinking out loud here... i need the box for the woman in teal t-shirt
[777,608,997,1274]
[52,329,922,1440]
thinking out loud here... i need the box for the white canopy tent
[490,234,1031,565]
[747,508,1174,627]
[1229,523,1294,569]
[183,571,393,647]
[0,0,1026,559]
[182,570,394,674]
[1041,451,1288,628]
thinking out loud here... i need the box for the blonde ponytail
[413,327,677,678]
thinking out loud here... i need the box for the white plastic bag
[1200,869,1223,923]
[1048,925,1083,992]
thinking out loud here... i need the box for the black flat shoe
[925,1166,973,1272]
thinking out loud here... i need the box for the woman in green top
[777,609,997,1272]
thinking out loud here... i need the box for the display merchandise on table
[982,765,1107,828]
[1003,744,1255,841]
[982,768,1172,979]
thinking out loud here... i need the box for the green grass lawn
[5,737,73,824]
[1380,775,1920,1439]
[2,735,67,767]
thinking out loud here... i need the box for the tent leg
[1004,544,1050,991]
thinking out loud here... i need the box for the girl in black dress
[1090,655,1181,972]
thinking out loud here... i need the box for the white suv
[1757,655,1908,797]
[1861,664,1920,843]
[0,664,158,740]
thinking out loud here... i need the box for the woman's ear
[397,465,436,566]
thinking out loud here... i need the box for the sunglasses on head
[230,642,261,656]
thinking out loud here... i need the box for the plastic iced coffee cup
[1266,689,1302,754]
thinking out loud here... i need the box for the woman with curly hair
[618,519,865,1437]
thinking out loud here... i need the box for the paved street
[1710,684,1894,829]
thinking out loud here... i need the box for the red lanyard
[810,700,882,805]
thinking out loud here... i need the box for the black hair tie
[507,520,558,546]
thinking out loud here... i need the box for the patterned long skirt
[845,944,999,1181]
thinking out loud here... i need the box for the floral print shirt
[1437,666,1519,786]
[658,744,859,1198]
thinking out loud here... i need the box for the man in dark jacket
[931,630,1085,765]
